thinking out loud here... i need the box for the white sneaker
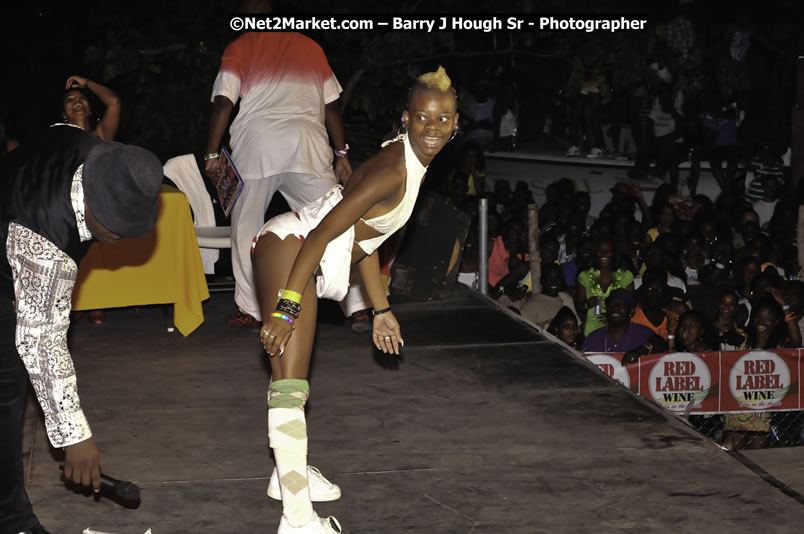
[586,147,603,159]
[278,513,342,534]
[267,465,341,502]
[565,145,580,156]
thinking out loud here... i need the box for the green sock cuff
[269,379,310,409]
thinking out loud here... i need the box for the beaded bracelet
[276,298,301,318]
[271,312,296,329]
[203,152,220,161]
[334,144,350,158]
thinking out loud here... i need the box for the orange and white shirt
[211,32,342,180]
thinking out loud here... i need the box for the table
[72,185,210,336]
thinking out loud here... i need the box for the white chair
[163,154,231,275]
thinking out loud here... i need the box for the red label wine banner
[584,350,801,414]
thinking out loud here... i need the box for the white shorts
[253,185,354,301]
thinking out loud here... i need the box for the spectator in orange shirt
[632,268,687,350]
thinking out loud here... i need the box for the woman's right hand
[586,296,601,310]
[373,312,403,355]
[260,315,295,357]
[65,75,88,89]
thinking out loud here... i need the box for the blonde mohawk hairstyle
[408,65,456,106]
[417,66,452,92]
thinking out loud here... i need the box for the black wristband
[372,306,392,316]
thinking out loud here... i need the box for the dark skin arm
[261,149,405,356]
[204,95,234,184]
[767,287,802,348]
[63,438,101,492]
[622,334,669,364]
[65,75,121,141]
[575,282,593,316]
[493,251,529,297]
[324,101,353,184]
[631,185,654,229]
[357,250,402,353]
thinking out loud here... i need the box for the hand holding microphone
[60,438,140,501]
[59,462,141,501]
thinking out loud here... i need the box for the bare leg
[253,233,331,530]
[253,233,318,380]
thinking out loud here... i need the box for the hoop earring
[448,127,458,143]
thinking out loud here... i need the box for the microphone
[58,462,141,501]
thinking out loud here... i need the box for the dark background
[1,0,802,162]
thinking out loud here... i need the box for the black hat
[82,142,163,238]
[606,288,634,308]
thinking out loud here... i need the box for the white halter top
[355,133,427,254]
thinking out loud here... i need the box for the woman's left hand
[65,75,88,89]
[260,315,295,357]
[373,312,403,355]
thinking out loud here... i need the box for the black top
[0,125,101,299]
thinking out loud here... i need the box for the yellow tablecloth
[72,185,210,336]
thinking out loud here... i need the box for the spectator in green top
[576,237,635,336]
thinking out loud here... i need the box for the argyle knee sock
[268,378,314,527]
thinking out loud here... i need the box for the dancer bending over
[253,67,458,533]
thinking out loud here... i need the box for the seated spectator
[634,87,686,191]
[746,290,801,349]
[713,290,747,350]
[511,181,534,214]
[674,310,718,353]
[576,237,635,336]
[654,233,686,286]
[539,234,559,267]
[625,220,646,272]
[547,306,584,350]
[698,234,734,286]
[573,190,595,229]
[646,203,676,243]
[724,291,802,450]
[451,141,487,199]
[444,167,469,209]
[558,210,584,265]
[783,281,804,342]
[634,242,687,297]
[488,219,529,304]
[492,179,513,220]
[690,92,740,194]
[562,235,594,290]
[733,259,769,328]
[463,79,496,149]
[583,289,659,355]
[681,232,707,286]
[556,178,575,205]
[632,268,685,344]
[752,173,780,230]
[745,158,784,204]
[521,264,577,327]
[494,79,518,151]
[732,209,760,252]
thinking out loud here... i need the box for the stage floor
[22,287,804,533]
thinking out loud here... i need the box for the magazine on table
[215,146,244,217]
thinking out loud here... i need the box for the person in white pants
[205,26,351,327]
